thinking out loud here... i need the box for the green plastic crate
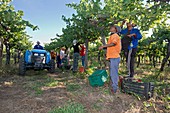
[88,70,108,87]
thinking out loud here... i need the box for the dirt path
[0,72,69,113]
[0,70,159,113]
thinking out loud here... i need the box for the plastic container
[88,70,108,87]
[121,78,154,100]
[79,67,84,73]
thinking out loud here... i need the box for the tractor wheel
[49,59,55,73]
[19,58,26,76]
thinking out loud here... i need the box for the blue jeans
[110,58,121,93]
[81,56,85,67]
[73,53,79,71]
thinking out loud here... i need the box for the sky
[11,0,80,46]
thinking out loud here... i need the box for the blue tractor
[19,49,55,75]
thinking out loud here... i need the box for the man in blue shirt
[120,21,142,78]
[34,41,44,50]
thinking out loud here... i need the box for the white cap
[73,40,77,45]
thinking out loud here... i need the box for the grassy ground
[0,63,169,113]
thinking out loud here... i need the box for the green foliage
[0,0,38,51]
[152,24,170,41]
[48,102,85,113]
[136,23,170,67]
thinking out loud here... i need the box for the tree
[0,0,38,66]
[151,25,170,71]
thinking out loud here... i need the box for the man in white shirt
[60,47,65,64]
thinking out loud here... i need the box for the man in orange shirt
[99,25,121,94]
